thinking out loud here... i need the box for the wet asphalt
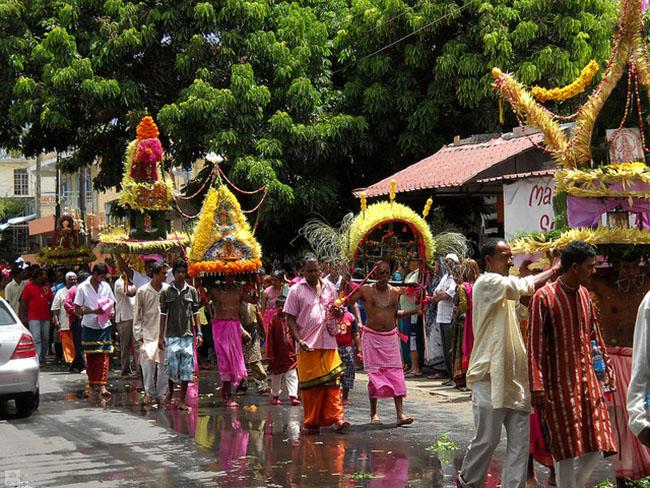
[0,364,615,487]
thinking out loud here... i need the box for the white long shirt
[51,287,71,331]
[74,278,115,329]
[628,291,650,436]
[133,282,168,363]
[466,272,535,412]
[114,277,136,322]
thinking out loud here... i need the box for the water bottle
[591,340,610,396]
[591,340,606,381]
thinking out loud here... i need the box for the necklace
[373,284,391,308]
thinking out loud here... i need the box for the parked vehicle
[0,297,39,416]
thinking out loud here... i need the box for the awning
[0,214,36,231]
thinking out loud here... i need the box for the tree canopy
[0,0,620,253]
[332,0,618,189]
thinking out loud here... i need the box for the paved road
[0,365,615,487]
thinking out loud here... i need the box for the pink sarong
[362,327,406,398]
[606,346,650,479]
[212,320,248,385]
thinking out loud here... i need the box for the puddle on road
[47,390,507,487]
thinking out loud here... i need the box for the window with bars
[11,226,30,254]
[13,169,28,196]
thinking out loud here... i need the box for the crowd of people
[2,236,650,486]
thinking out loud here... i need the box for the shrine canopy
[345,200,435,275]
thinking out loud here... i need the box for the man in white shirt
[114,274,137,377]
[457,238,559,488]
[74,263,116,398]
[431,253,459,381]
[134,262,169,405]
[51,272,77,365]
[628,291,650,447]
[4,266,26,316]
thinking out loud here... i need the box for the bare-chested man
[349,260,419,426]
[207,277,258,407]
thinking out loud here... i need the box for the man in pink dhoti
[207,277,258,408]
[349,261,420,426]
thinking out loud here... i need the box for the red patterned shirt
[529,279,617,461]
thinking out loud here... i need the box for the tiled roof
[356,133,544,197]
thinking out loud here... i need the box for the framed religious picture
[606,127,645,164]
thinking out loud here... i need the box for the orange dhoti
[60,329,75,364]
[297,349,345,429]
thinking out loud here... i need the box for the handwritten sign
[503,176,555,240]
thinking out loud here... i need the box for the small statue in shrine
[55,214,80,249]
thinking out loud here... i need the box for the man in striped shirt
[529,241,616,487]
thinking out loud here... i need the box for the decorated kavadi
[492,0,650,347]
[37,213,94,267]
[188,184,262,278]
[99,116,188,254]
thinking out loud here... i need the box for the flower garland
[118,130,173,212]
[512,227,650,254]
[189,258,263,277]
[531,60,600,102]
[37,246,94,266]
[345,201,435,263]
[99,226,189,254]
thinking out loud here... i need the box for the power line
[333,0,482,74]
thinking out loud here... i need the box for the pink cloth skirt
[362,328,406,398]
[212,320,248,385]
[606,346,650,479]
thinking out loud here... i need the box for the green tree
[0,0,366,253]
[333,0,618,189]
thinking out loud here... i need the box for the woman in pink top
[260,270,286,336]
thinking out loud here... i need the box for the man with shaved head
[349,260,420,426]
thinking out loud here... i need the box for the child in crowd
[266,295,299,406]
[240,301,268,394]
[260,270,286,337]
[336,308,359,405]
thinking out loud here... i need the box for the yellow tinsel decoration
[531,61,600,102]
[492,0,646,169]
[512,227,650,255]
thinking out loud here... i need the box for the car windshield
[0,301,17,326]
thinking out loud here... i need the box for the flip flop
[370,418,383,425]
[334,420,351,433]
[397,417,414,427]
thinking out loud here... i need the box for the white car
[0,297,39,416]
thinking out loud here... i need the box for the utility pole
[35,153,42,218]
[79,166,87,245]
[35,153,42,248]
[55,153,61,225]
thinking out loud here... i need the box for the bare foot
[163,392,173,406]
[370,415,383,425]
[397,416,414,426]
[334,419,351,432]
[178,402,191,411]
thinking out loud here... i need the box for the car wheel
[15,389,39,417]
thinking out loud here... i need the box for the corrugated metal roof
[356,133,544,197]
